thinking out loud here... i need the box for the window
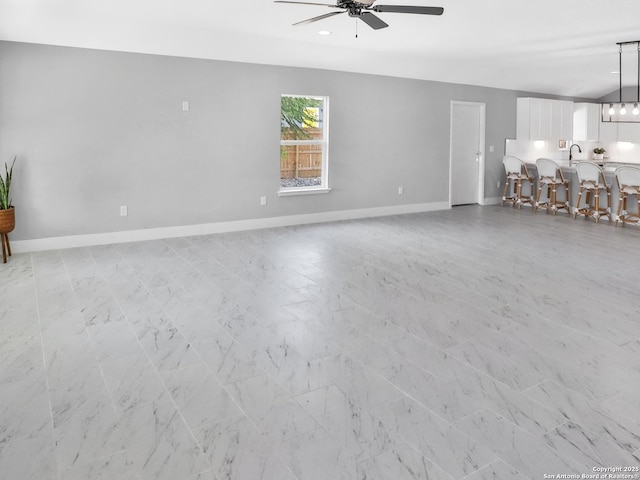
[279,95,330,195]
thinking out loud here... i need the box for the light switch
[182,101,189,112]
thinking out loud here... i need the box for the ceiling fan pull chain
[355,17,358,38]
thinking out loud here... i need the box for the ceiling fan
[274,0,444,30]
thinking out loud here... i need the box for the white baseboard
[12,201,451,253]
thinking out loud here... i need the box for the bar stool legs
[516,178,534,209]
[614,166,640,226]
[501,175,518,206]
[616,188,640,226]
[503,176,533,208]
[502,156,534,209]
[535,158,570,215]
[574,184,611,223]
[535,179,570,214]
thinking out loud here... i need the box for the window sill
[278,187,332,197]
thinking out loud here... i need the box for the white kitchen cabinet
[617,122,640,143]
[573,103,600,141]
[552,100,573,140]
[598,121,640,142]
[598,122,618,142]
[517,97,573,141]
[517,98,548,140]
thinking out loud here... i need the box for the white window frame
[278,94,331,196]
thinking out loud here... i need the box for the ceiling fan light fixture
[620,103,627,115]
[275,0,444,30]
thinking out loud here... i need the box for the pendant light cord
[636,42,640,103]
[619,44,623,104]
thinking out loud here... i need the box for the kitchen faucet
[569,143,582,161]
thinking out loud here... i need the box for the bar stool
[614,165,640,226]
[535,158,570,215]
[502,156,534,208]
[573,161,611,223]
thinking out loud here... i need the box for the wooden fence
[280,128,323,179]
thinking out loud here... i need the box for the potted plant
[0,157,16,263]
[593,147,606,161]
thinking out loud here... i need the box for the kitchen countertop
[524,159,640,174]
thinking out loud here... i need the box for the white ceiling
[2,0,640,99]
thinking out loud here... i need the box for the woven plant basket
[0,207,15,234]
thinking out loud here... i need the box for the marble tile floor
[1,204,640,479]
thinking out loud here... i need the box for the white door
[450,102,485,206]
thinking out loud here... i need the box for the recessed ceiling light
[611,71,620,74]
[318,30,331,35]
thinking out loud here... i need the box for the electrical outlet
[260,196,267,206]
[120,205,128,216]
[398,186,404,195]
[489,145,495,153]
[182,101,189,111]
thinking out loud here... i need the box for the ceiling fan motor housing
[338,0,375,6]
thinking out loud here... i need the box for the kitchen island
[520,160,640,218]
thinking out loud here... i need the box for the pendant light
[602,40,640,122]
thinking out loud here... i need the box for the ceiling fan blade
[293,11,345,26]
[359,12,389,29]
[275,1,338,6]
[372,5,444,15]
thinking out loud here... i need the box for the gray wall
[0,41,520,241]
[599,86,639,103]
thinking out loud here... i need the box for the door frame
[449,101,486,206]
